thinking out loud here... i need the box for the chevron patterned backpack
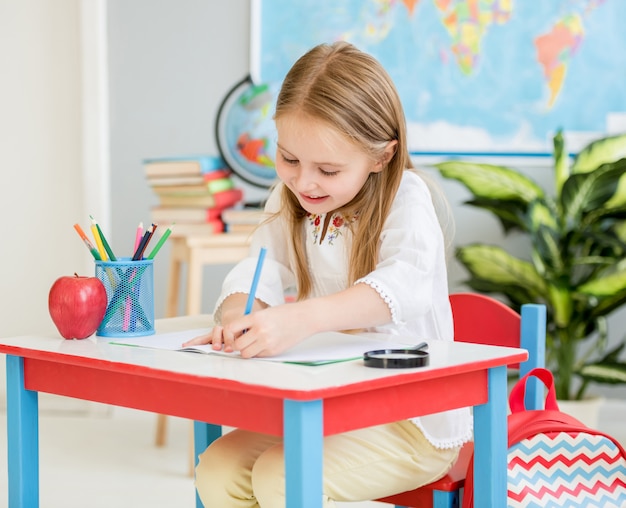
[463,367,626,508]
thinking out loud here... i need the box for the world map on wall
[248,0,626,156]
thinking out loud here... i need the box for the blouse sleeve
[355,171,449,325]
[213,184,297,322]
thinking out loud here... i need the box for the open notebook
[106,328,416,366]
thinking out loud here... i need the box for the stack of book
[144,154,244,236]
[221,207,266,234]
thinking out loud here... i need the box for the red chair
[376,292,546,508]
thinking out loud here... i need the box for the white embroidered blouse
[214,170,473,449]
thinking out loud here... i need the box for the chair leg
[433,489,460,508]
[155,413,168,446]
[188,420,195,476]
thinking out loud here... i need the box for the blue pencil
[244,247,267,315]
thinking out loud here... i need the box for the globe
[215,75,279,188]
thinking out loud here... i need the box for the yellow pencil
[90,222,108,261]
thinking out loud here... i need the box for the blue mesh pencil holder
[95,257,155,337]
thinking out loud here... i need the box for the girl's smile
[299,193,329,205]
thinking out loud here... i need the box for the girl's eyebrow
[276,142,292,155]
[276,142,347,167]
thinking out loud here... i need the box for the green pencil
[90,215,117,261]
[147,224,174,259]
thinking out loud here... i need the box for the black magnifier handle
[363,341,430,369]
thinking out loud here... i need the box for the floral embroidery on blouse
[307,213,357,245]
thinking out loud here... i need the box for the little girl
[185,41,472,507]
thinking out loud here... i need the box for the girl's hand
[182,326,240,353]
[181,303,306,357]
[181,293,262,352]
[220,304,313,358]
[183,284,391,358]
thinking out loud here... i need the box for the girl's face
[275,114,385,215]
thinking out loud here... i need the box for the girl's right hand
[182,325,239,353]
[181,293,259,352]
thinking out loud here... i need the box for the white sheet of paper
[106,328,415,365]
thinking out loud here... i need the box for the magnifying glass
[363,341,429,369]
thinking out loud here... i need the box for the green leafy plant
[435,131,626,400]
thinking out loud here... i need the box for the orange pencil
[73,223,102,260]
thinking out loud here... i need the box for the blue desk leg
[6,355,39,508]
[192,421,222,508]
[473,366,507,508]
[283,399,323,508]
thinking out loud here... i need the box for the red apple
[48,273,108,339]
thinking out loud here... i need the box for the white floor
[0,394,624,508]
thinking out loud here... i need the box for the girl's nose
[293,167,317,193]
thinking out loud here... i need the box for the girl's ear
[372,140,398,173]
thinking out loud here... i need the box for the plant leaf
[435,161,544,203]
[560,159,626,226]
[581,205,626,229]
[531,224,563,274]
[617,220,626,243]
[465,198,528,232]
[578,267,626,297]
[571,132,626,173]
[577,263,626,317]
[553,130,569,195]
[527,199,559,232]
[578,362,626,384]
[571,255,618,270]
[456,244,546,296]
[599,342,626,363]
[606,176,626,208]
[572,133,626,208]
[547,282,574,328]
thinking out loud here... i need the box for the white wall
[0,0,85,338]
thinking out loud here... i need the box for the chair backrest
[449,292,547,409]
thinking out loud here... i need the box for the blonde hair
[273,42,446,299]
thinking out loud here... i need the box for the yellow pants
[194,420,460,508]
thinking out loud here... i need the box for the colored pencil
[90,220,108,261]
[132,224,157,260]
[90,215,116,261]
[132,231,151,261]
[147,224,174,259]
[73,223,102,260]
[244,247,267,315]
[134,222,144,252]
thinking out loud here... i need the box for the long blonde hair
[274,42,414,299]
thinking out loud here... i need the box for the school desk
[1,315,527,508]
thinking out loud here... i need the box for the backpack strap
[509,367,559,413]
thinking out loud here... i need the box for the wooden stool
[155,233,251,473]
[165,233,252,317]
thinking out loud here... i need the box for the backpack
[463,367,626,508]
